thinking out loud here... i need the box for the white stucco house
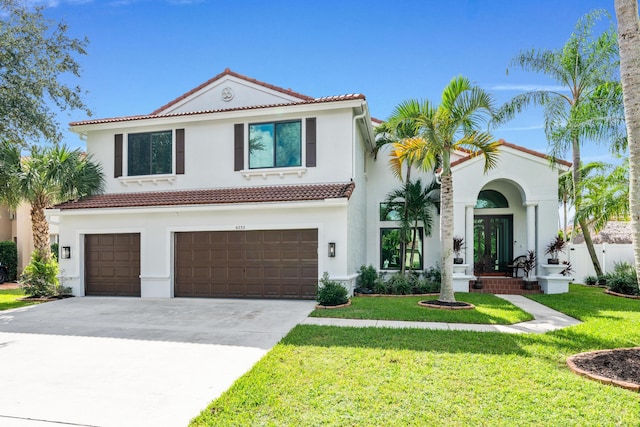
[51,69,570,298]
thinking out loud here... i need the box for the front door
[473,215,513,274]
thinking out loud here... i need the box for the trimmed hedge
[0,240,18,281]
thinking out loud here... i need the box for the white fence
[561,243,635,281]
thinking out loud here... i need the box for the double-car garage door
[84,229,318,299]
[175,229,318,299]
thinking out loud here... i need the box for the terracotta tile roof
[451,139,572,168]
[55,182,356,210]
[69,94,366,127]
[151,68,315,115]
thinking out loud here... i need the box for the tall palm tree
[496,10,622,277]
[383,178,440,273]
[615,0,640,290]
[0,143,104,260]
[389,76,499,303]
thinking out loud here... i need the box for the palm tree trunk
[572,138,603,276]
[439,173,455,302]
[408,221,418,272]
[615,0,640,288]
[400,162,413,275]
[30,199,51,260]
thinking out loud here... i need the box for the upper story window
[128,130,173,176]
[249,121,301,169]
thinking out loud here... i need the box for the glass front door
[474,215,513,274]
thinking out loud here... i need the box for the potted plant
[521,250,536,290]
[453,236,465,264]
[544,235,567,265]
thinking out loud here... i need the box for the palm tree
[558,161,607,241]
[615,0,640,290]
[388,76,499,303]
[383,178,440,273]
[0,143,105,260]
[578,160,630,235]
[496,10,622,277]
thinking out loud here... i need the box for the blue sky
[37,0,618,163]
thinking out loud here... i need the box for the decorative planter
[547,258,560,265]
[541,264,566,277]
[452,264,468,276]
[522,279,535,290]
[453,258,464,265]
[472,280,483,289]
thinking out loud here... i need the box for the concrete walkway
[302,294,581,334]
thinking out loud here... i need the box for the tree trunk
[30,199,51,260]
[408,221,418,272]
[571,137,603,276]
[439,173,455,302]
[615,0,640,289]
[400,163,413,274]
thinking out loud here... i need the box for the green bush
[583,275,598,286]
[387,273,412,295]
[356,264,377,291]
[0,240,18,281]
[415,278,441,294]
[373,277,389,294]
[19,251,60,297]
[604,262,639,296]
[317,272,349,306]
[423,265,442,283]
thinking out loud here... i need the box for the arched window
[475,190,509,209]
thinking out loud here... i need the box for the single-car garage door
[85,233,141,296]
[175,229,318,299]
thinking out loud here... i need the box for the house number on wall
[235,225,245,230]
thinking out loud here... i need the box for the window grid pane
[249,121,301,169]
[380,227,423,270]
[127,130,173,176]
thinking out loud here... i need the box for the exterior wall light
[61,246,71,259]
[328,242,336,257]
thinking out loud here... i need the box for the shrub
[19,251,59,298]
[387,273,412,295]
[583,275,598,286]
[317,272,349,306]
[0,240,18,281]
[604,262,639,296]
[356,264,377,291]
[423,265,441,284]
[414,278,440,294]
[373,276,389,294]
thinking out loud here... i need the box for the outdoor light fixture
[328,242,336,257]
[61,246,71,259]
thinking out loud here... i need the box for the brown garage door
[85,233,141,296]
[175,229,318,299]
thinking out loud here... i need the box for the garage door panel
[175,229,317,299]
[85,233,141,297]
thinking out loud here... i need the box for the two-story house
[52,69,569,298]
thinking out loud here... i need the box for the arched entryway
[471,182,527,276]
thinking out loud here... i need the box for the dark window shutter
[176,128,185,175]
[114,134,123,178]
[305,117,316,167]
[234,123,244,171]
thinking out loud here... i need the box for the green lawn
[310,293,533,324]
[190,285,640,426]
[0,289,38,311]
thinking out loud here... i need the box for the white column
[526,203,537,275]
[465,204,475,270]
[526,203,536,252]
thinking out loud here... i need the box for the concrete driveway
[0,297,316,427]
